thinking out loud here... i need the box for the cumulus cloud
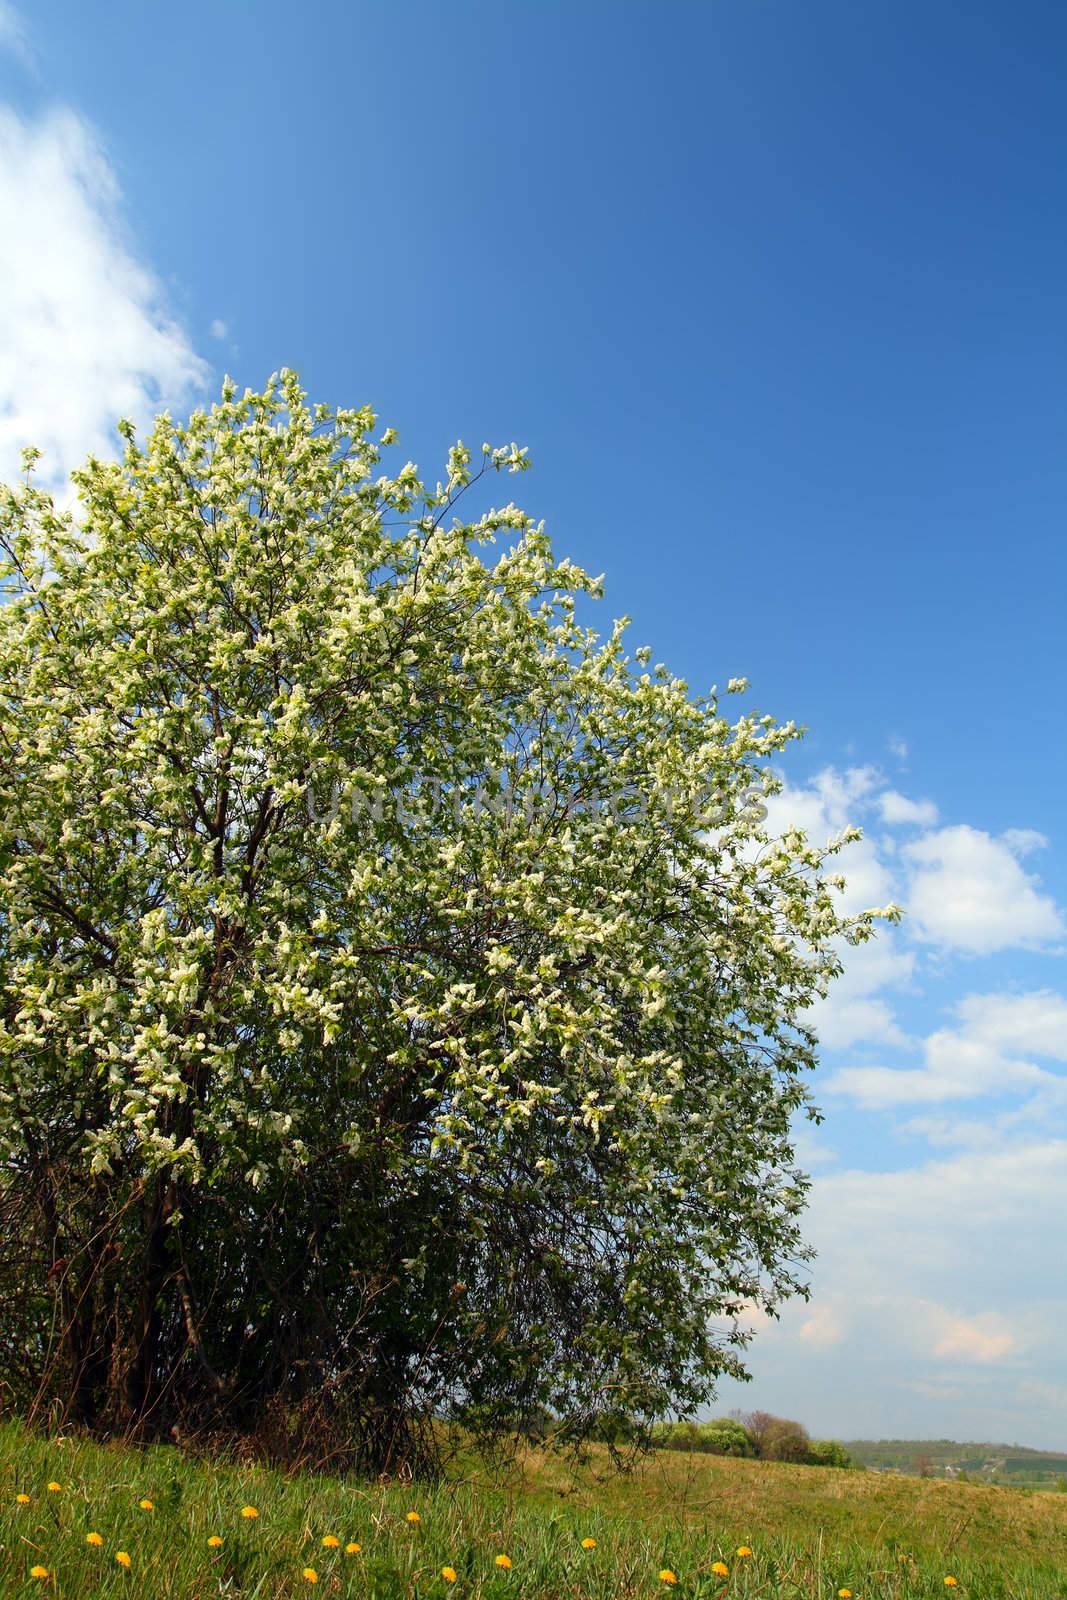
[765,768,1065,1059]
[715,1141,1066,1440]
[798,1301,846,1348]
[904,824,1063,954]
[0,105,208,491]
[953,989,1067,1060]
[764,766,895,916]
[826,987,1067,1108]
[878,790,938,827]
[765,767,912,1048]
[805,934,915,1050]
[931,1310,1015,1364]
[769,771,1062,962]
[737,763,1066,1438]
[811,1160,1044,1389]
[812,1139,1067,1290]
[809,995,904,1051]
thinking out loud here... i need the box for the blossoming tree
[0,374,887,1469]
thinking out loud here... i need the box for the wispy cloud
[0,1,32,69]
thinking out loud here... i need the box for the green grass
[2,1420,1066,1598]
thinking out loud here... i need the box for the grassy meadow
[2,1420,1066,1599]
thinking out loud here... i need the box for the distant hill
[845,1438,1067,1487]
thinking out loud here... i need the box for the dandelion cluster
[1,1454,984,1600]
[7,1481,385,1593]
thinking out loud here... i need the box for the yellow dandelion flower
[303,1569,319,1585]
[47,1481,62,1493]
[582,1537,597,1550]
[116,1551,132,1569]
[86,1532,104,1546]
[406,1510,421,1524]
[208,1536,223,1548]
[30,1568,49,1581]
[139,1498,154,1511]
[495,1554,512,1570]
[737,1547,753,1557]
[322,1535,340,1548]
[659,1572,679,1587]
[15,1493,31,1504]
[711,1561,729,1578]
[345,1542,361,1554]
[838,1590,853,1599]
[944,1582,958,1590]
[442,1568,458,1583]
[241,1505,259,1519]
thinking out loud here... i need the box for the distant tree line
[649,1410,853,1468]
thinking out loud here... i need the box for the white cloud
[878,790,938,827]
[899,1112,1004,1149]
[807,1141,1067,1318]
[805,933,915,1049]
[931,1309,1015,1364]
[826,1063,951,1107]
[888,736,909,761]
[798,1301,846,1348]
[769,771,1061,962]
[768,770,1066,1075]
[766,767,913,1047]
[904,824,1063,954]
[952,989,1067,1060]
[1001,826,1050,857]
[825,987,1067,1108]
[209,318,228,340]
[0,106,208,491]
[809,995,904,1051]
[715,1141,1066,1440]
[765,766,895,916]
[728,761,1067,1440]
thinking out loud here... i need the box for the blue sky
[2,0,1065,1445]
